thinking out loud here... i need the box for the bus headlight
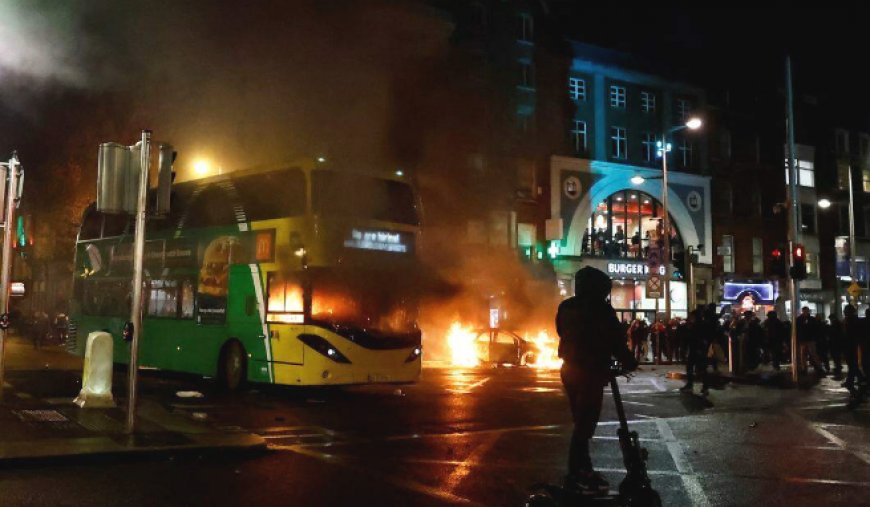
[298,334,351,364]
[405,346,422,363]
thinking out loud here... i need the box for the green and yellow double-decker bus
[69,160,422,388]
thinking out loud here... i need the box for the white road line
[649,378,668,392]
[656,418,711,507]
[275,444,478,505]
[787,409,870,466]
[622,400,655,407]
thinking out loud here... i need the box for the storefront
[720,280,777,317]
[548,156,711,322]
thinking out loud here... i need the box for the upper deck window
[234,168,306,220]
[312,172,419,226]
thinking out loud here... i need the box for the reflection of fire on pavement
[446,321,562,369]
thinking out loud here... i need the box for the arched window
[582,190,682,260]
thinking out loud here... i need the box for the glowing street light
[817,198,832,209]
[194,159,210,176]
[685,117,703,130]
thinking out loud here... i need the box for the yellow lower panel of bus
[271,327,421,386]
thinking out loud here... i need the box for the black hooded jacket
[556,267,635,380]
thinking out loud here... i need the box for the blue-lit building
[544,43,712,320]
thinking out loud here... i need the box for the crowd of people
[621,304,870,394]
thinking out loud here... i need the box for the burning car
[446,322,562,368]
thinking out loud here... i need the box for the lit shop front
[548,156,713,318]
[593,259,688,322]
[720,281,778,317]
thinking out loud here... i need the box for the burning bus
[68,159,423,388]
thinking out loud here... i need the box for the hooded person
[557,266,637,495]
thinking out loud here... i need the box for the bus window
[82,280,131,317]
[147,279,179,318]
[180,280,194,319]
[312,172,419,226]
[234,169,306,220]
[185,185,238,229]
[79,206,103,240]
[102,214,129,237]
[266,273,304,323]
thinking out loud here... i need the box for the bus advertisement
[68,161,422,388]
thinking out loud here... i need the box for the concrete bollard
[74,331,115,408]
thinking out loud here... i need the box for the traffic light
[790,243,807,280]
[770,247,786,277]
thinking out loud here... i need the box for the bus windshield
[266,269,418,337]
[312,171,419,226]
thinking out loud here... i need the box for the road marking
[787,409,870,466]
[656,418,711,507]
[621,400,654,407]
[275,444,479,505]
[649,378,667,392]
[444,432,501,493]
[447,376,491,394]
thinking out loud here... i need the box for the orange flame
[524,330,563,369]
[446,321,479,367]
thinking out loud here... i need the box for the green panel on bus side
[226,264,271,383]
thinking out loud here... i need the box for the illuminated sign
[255,230,275,262]
[344,229,408,253]
[267,313,304,324]
[10,282,24,296]
[606,262,666,277]
[723,282,776,304]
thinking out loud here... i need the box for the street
[1,341,868,506]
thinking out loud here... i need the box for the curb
[0,432,267,467]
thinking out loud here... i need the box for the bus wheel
[219,340,247,391]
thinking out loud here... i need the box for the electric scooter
[527,363,662,507]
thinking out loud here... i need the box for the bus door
[262,271,305,369]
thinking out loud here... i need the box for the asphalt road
[2,344,870,506]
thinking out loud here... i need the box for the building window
[864,168,870,192]
[518,61,534,89]
[570,120,587,153]
[752,238,763,274]
[517,111,533,132]
[676,98,691,121]
[722,235,734,273]
[610,86,626,109]
[678,139,693,167]
[839,205,851,236]
[784,158,815,188]
[859,134,870,160]
[835,129,849,155]
[568,77,586,101]
[838,163,851,190]
[800,203,816,234]
[641,132,656,162]
[640,91,655,113]
[806,251,817,277]
[719,129,732,160]
[517,13,533,42]
[610,127,627,159]
[470,2,487,32]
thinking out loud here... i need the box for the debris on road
[176,391,205,398]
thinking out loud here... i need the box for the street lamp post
[654,118,702,322]
[818,164,858,307]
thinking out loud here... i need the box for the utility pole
[785,56,801,384]
[0,153,21,402]
[126,130,151,434]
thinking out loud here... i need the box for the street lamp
[818,165,858,307]
[659,117,702,321]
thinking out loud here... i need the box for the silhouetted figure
[557,267,637,494]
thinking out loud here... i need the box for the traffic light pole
[0,154,20,403]
[785,56,800,384]
[125,130,151,434]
